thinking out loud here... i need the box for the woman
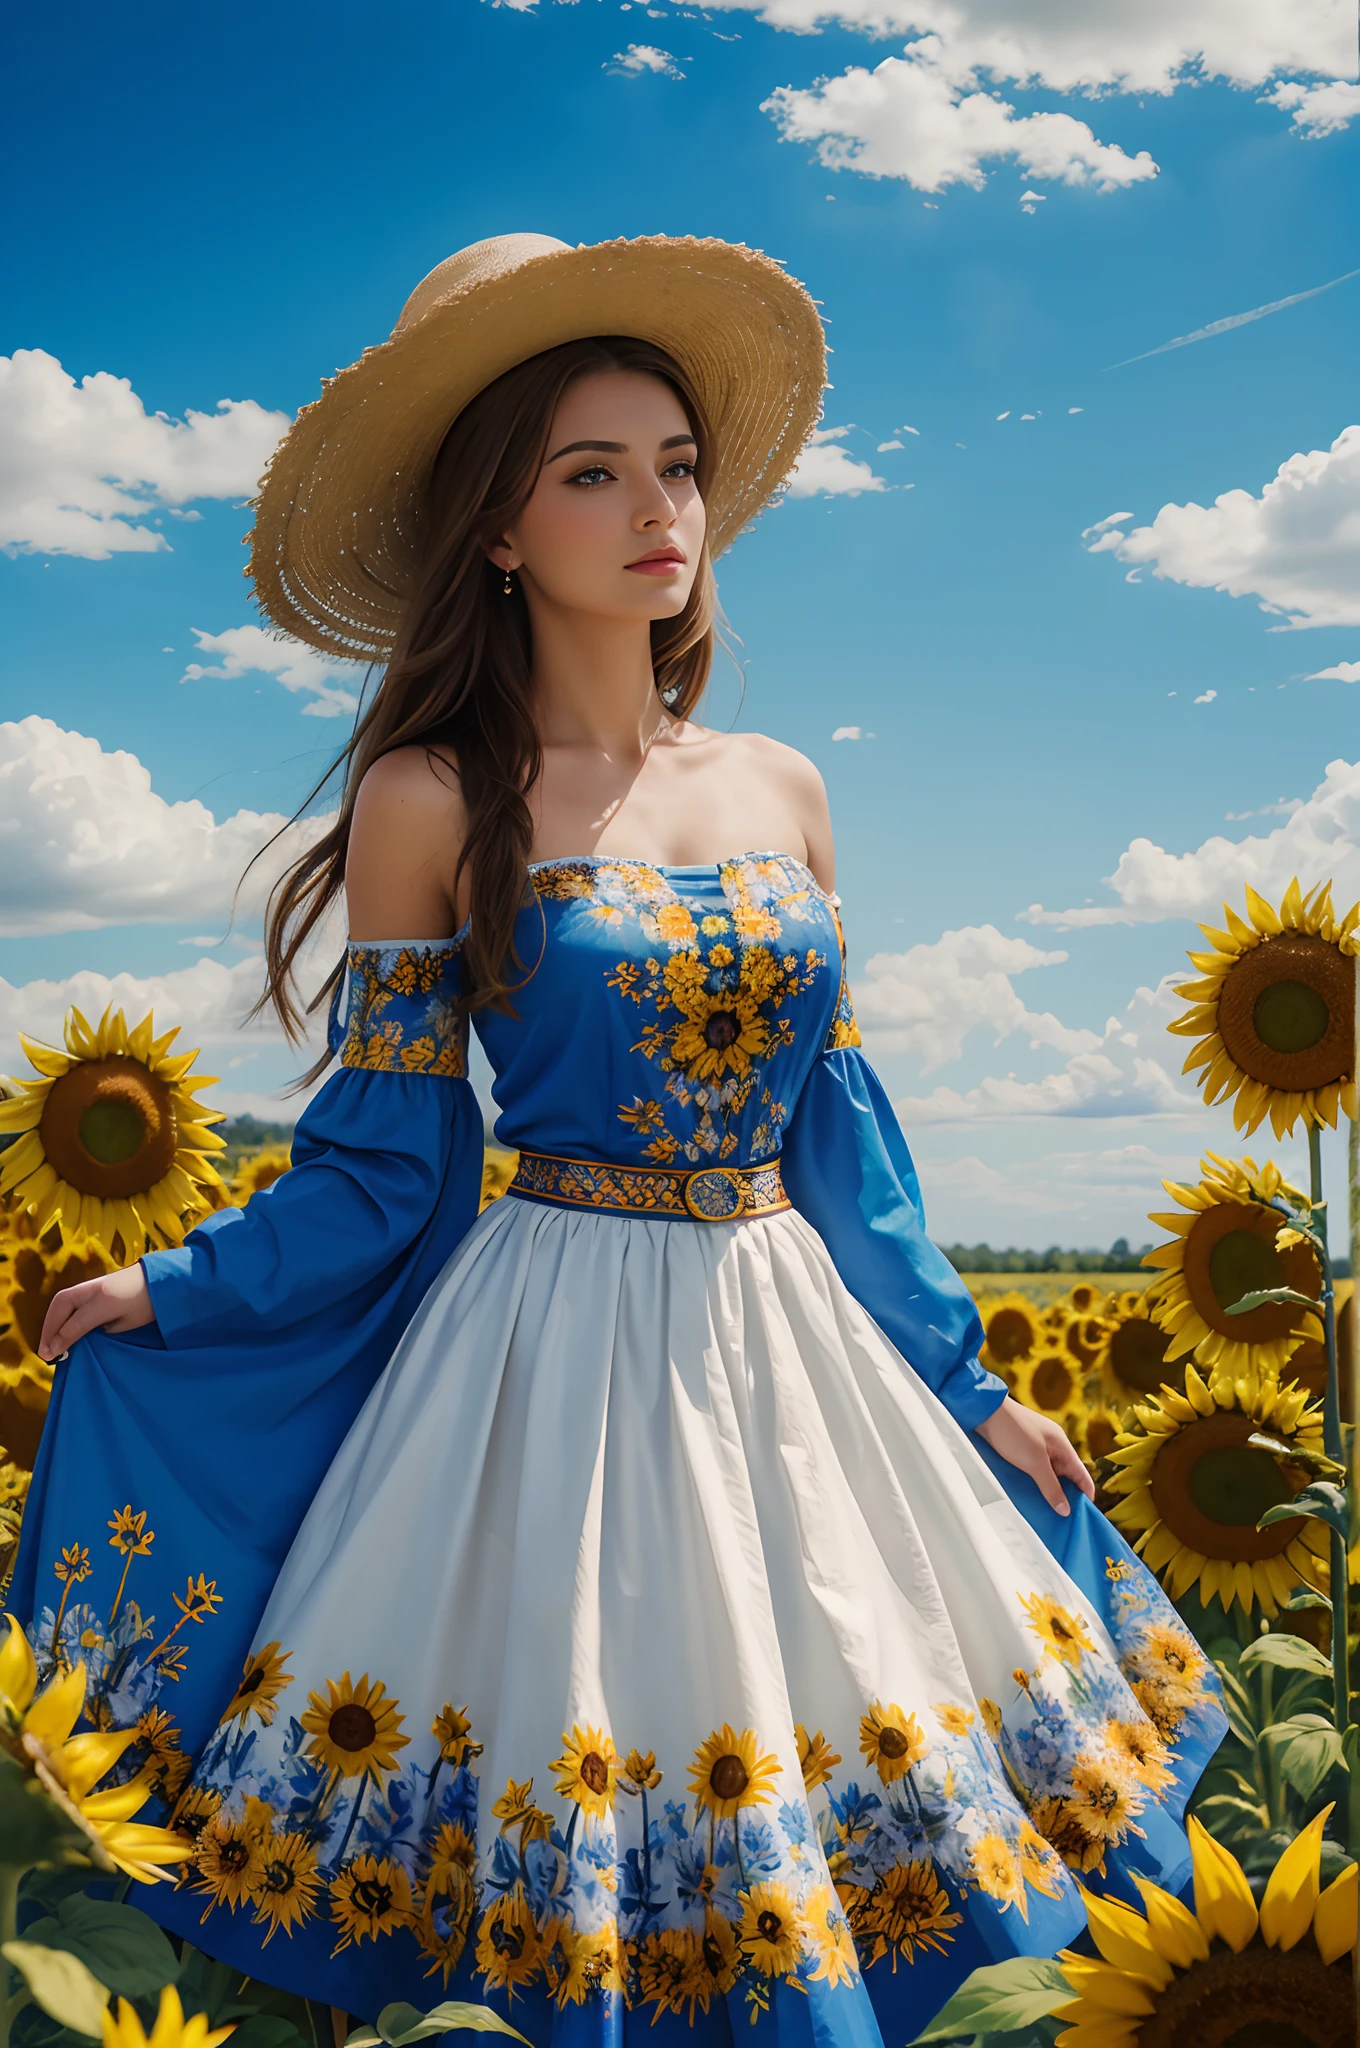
[17,232,1225,2044]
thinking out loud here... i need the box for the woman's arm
[39,748,470,1360]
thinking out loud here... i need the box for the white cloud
[1194,688,1217,704]
[1020,753,1360,929]
[1107,268,1360,370]
[853,924,1101,1069]
[762,48,1160,193]
[607,43,684,76]
[0,717,330,937]
[1084,426,1360,630]
[895,977,1192,1123]
[181,625,363,719]
[0,961,286,1075]
[785,426,887,497]
[1266,77,1360,135]
[876,438,905,450]
[832,725,863,739]
[1306,661,1360,682]
[0,351,289,560]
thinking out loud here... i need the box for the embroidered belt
[507,1147,789,1223]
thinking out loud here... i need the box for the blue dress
[10,853,1226,2045]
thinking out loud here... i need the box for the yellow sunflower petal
[0,1614,37,1713]
[1076,1886,1174,1987]
[24,1661,89,1747]
[1129,1874,1211,1970]
[1312,1860,1358,1966]
[1187,1815,1258,1952]
[1259,1804,1332,1950]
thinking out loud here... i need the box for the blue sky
[4,0,1359,1243]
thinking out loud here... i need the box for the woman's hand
[39,1265,154,1361]
[974,1396,1095,1516]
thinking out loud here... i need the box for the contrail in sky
[1106,266,1360,369]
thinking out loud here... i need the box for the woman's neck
[527,606,668,762]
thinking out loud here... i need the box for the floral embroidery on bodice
[472,853,861,1168]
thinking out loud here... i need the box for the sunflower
[550,1723,618,1816]
[192,1810,266,1914]
[858,1701,930,1784]
[218,1642,293,1728]
[1017,1591,1098,1670]
[931,1702,975,1736]
[1016,1345,1080,1416]
[1052,1805,1356,2048]
[300,1670,409,1784]
[1075,1403,1125,1468]
[688,1722,781,1817]
[1066,1282,1103,1315]
[661,948,776,1083]
[474,1884,543,1994]
[0,1232,118,1466]
[969,1832,1028,1915]
[1285,1280,1355,1422]
[417,1821,478,1984]
[1168,878,1360,1139]
[737,1879,803,1977]
[550,1918,624,2005]
[329,1852,414,1954]
[1104,1361,1331,1617]
[621,1745,662,1790]
[101,1984,236,2048]
[802,1883,858,1987]
[431,1702,482,1769]
[851,1858,963,1968]
[1062,1312,1113,1372]
[1092,1296,1184,1405]
[248,1829,321,1943]
[0,1618,192,1881]
[794,1722,841,1790]
[167,1785,222,1849]
[0,1007,226,1258]
[1143,1152,1322,1375]
[634,1926,711,2019]
[978,1293,1042,1375]
[227,1143,292,1204]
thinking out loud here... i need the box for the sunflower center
[1254,979,1330,1054]
[709,1753,749,1800]
[220,1839,251,1873]
[1030,1356,1074,1410]
[703,1012,740,1051]
[876,1728,909,1760]
[756,1910,785,1941]
[1183,1202,1319,1343]
[239,1666,266,1697]
[259,1857,298,1896]
[1218,930,1354,1095]
[39,1056,178,1200]
[986,1308,1035,1363]
[13,1245,112,1358]
[1135,1939,1355,2048]
[1109,1314,1179,1395]
[580,1750,610,1795]
[1149,1410,1303,1561]
[352,1875,394,1918]
[328,1704,378,1752]
[1085,1416,1119,1461]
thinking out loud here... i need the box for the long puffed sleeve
[781,932,1008,1433]
[9,938,485,1753]
[141,938,480,1344]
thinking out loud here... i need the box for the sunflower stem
[0,1865,21,2048]
[1306,1121,1353,1743]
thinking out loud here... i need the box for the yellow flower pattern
[338,942,467,1077]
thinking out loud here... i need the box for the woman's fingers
[38,1267,153,1360]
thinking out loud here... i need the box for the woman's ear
[483,537,518,573]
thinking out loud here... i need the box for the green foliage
[1257,1480,1352,1542]
[18,1897,178,2001]
[0,1756,105,1875]
[1,1943,106,2040]
[903,1957,1069,2044]
[346,2004,532,2048]
[941,1240,1152,1275]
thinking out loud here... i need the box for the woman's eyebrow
[544,432,698,464]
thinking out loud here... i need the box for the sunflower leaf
[1,1943,108,2040]
[1239,1634,1335,1677]
[1263,1715,1346,1799]
[1246,1433,1347,1480]
[1225,1287,1322,1315]
[19,1897,179,2000]
[1283,1587,1333,1611]
[904,1958,1070,2042]
[1257,1481,1351,1540]
[359,2004,532,2048]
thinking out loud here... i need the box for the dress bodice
[340,852,859,1169]
[477,852,859,1167]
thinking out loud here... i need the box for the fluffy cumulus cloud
[1021,754,1360,929]
[0,717,330,937]
[0,351,289,559]
[181,625,364,719]
[763,50,1159,193]
[0,959,284,1069]
[785,426,887,497]
[607,44,684,78]
[853,924,1101,1067]
[893,976,1193,1123]
[1085,427,1360,629]
[694,0,1357,189]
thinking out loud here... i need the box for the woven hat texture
[246,232,829,661]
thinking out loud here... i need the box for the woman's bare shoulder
[346,745,467,938]
[695,727,834,886]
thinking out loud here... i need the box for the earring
[502,567,513,596]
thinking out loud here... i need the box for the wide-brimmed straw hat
[246,231,828,662]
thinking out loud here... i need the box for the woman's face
[496,366,706,622]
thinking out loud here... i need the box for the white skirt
[176,1194,1219,2029]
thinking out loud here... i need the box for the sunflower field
[0,882,1357,2045]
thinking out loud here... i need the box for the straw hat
[247,231,829,662]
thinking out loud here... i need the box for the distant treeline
[941,1238,1153,1275]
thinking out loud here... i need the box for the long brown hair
[255,335,718,1074]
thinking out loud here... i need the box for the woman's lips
[625,555,685,575]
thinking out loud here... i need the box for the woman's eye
[567,465,614,488]
[663,460,696,480]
